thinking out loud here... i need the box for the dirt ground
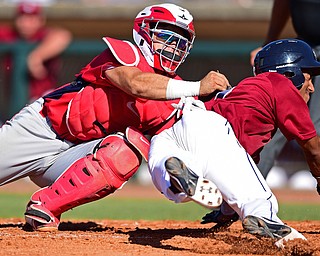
[0,181,320,256]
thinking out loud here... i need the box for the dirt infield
[0,218,319,255]
[1,182,320,256]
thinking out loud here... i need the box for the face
[299,73,314,103]
[152,24,189,53]
[151,23,191,73]
[14,14,45,39]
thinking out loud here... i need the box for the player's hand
[27,53,48,80]
[172,96,206,111]
[199,71,230,96]
[250,47,262,66]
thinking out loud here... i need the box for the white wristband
[166,79,200,99]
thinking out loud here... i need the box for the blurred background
[0,0,314,191]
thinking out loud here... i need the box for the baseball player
[0,3,229,231]
[251,0,320,179]
[148,39,320,247]
[0,2,72,103]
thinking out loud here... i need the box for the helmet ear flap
[281,68,305,89]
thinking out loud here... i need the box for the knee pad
[26,127,149,219]
[92,131,143,188]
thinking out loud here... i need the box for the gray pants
[0,98,101,187]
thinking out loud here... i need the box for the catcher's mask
[133,3,195,75]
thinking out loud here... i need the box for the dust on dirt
[0,218,319,256]
[0,181,320,256]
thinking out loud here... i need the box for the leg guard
[25,127,149,230]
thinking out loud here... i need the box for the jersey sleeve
[271,74,316,141]
[79,37,141,87]
[0,26,16,41]
[78,49,120,86]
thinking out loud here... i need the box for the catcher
[0,3,228,231]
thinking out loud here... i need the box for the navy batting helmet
[253,39,320,89]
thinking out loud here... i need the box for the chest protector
[65,37,179,142]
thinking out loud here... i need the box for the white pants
[148,108,283,223]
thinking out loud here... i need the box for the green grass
[278,204,320,221]
[63,198,209,221]
[0,193,319,221]
[0,193,208,220]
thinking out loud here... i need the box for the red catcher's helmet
[133,3,195,75]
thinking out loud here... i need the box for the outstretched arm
[104,66,229,100]
[250,0,291,65]
[297,136,320,189]
[263,0,291,44]
[27,27,72,79]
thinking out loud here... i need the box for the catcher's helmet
[133,3,195,74]
[253,39,320,89]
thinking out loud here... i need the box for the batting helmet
[253,39,320,89]
[133,3,195,75]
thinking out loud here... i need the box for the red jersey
[42,37,180,143]
[0,26,60,100]
[205,72,316,163]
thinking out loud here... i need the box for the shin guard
[25,127,149,230]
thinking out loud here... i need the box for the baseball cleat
[25,198,60,232]
[165,157,223,209]
[242,215,306,248]
[25,217,59,232]
[201,208,239,230]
